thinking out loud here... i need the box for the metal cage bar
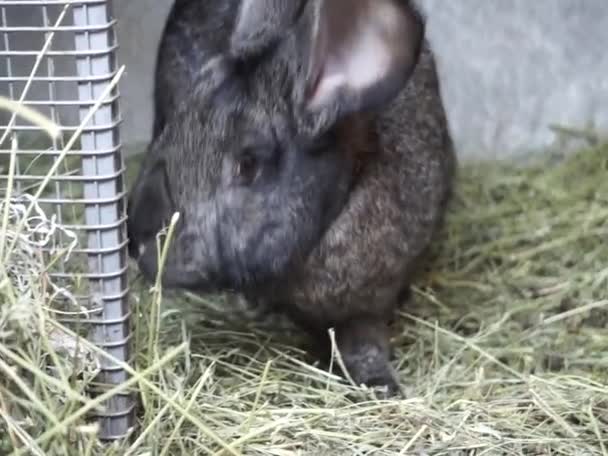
[73,3,133,441]
[0,0,133,442]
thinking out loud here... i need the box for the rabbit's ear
[303,0,424,116]
[231,0,304,58]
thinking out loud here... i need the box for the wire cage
[0,0,133,441]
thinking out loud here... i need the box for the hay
[0,192,102,455]
[2,135,608,455]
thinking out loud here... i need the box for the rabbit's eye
[235,152,258,184]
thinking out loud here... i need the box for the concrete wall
[418,0,608,161]
[2,1,608,162]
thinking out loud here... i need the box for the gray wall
[2,1,608,162]
[418,0,608,161]
[113,0,173,152]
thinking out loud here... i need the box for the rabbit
[127,0,455,396]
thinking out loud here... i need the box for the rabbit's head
[127,0,425,292]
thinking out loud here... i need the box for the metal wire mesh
[0,0,133,441]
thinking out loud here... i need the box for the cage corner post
[72,0,135,441]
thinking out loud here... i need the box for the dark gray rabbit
[127,0,455,395]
